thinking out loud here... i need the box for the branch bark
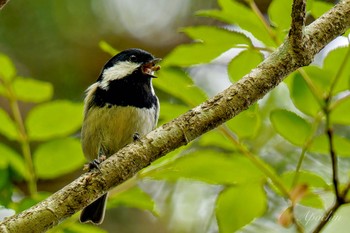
[0,0,9,10]
[1,1,350,232]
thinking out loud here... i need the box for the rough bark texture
[1,0,350,232]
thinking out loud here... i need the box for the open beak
[141,58,161,78]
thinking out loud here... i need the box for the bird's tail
[80,193,108,225]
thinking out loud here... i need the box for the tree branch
[1,0,350,232]
[0,0,9,10]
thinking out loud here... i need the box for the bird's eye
[129,55,137,62]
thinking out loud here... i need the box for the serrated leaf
[228,50,263,82]
[289,72,321,117]
[226,104,261,139]
[0,53,16,82]
[26,100,83,140]
[216,183,266,233]
[309,134,350,157]
[146,151,264,185]
[155,67,207,107]
[270,109,312,146]
[34,138,85,179]
[0,108,18,140]
[163,26,251,67]
[197,0,275,46]
[109,186,156,215]
[12,77,53,103]
[0,143,28,180]
[323,46,350,94]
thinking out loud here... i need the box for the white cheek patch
[99,61,140,90]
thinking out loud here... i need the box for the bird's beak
[142,58,161,78]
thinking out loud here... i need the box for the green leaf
[303,66,333,95]
[12,77,53,103]
[226,103,261,139]
[0,143,28,180]
[197,0,275,46]
[146,151,264,185]
[34,138,85,179]
[281,171,329,189]
[216,183,266,233]
[289,72,321,117]
[26,100,83,140]
[331,97,350,125]
[199,129,236,151]
[323,46,350,94]
[268,0,292,30]
[309,134,350,157]
[310,1,333,19]
[158,102,189,125]
[108,186,157,215]
[163,26,251,67]
[299,192,324,209]
[64,224,108,233]
[228,50,263,82]
[0,53,16,82]
[0,108,18,140]
[155,67,207,107]
[270,109,312,146]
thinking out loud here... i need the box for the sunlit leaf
[158,102,189,125]
[0,53,16,82]
[310,1,334,18]
[268,0,292,30]
[331,97,350,125]
[12,77,53,103]
[155,67,207,106]
[197,0,275,46]
[146,151,264,185]
[281,171,329,189]
[0,108,18,140]
[34,138,85,179]
[228,49,263,82]
[289,72,321,117]
[226,103,261,139]
[299,193,324,209]
[309,134,350,157]
[26,100,83,140]
[199,129,236,151]
[323,46,350,94]
[109,186,157,215]
[163,26,251,67]
[216,183,266,233]
[270,109,312,146]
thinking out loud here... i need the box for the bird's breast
[81,105,158,161]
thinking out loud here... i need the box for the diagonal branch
[0,0,9,10]
[0,0,350,232]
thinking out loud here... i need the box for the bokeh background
[1,1,348,233]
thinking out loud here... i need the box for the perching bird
[80,48,161,224]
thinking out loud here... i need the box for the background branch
[0,0,350,232]
[0,0,9,10]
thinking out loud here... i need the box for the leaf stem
[219,125,290,198]
[6,84,37,196]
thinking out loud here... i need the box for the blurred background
[1,1,347,233]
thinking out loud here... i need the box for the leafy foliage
[1,0,349,233]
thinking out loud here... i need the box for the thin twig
[289,0,306,48]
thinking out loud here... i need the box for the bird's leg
[133,132,140,141]
[83,149,107,172]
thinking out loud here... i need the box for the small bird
[80,48,161,224]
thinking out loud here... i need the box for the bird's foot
[83,155,107,172]
[133,132,140,141]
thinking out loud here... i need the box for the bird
[79,48,161,225]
